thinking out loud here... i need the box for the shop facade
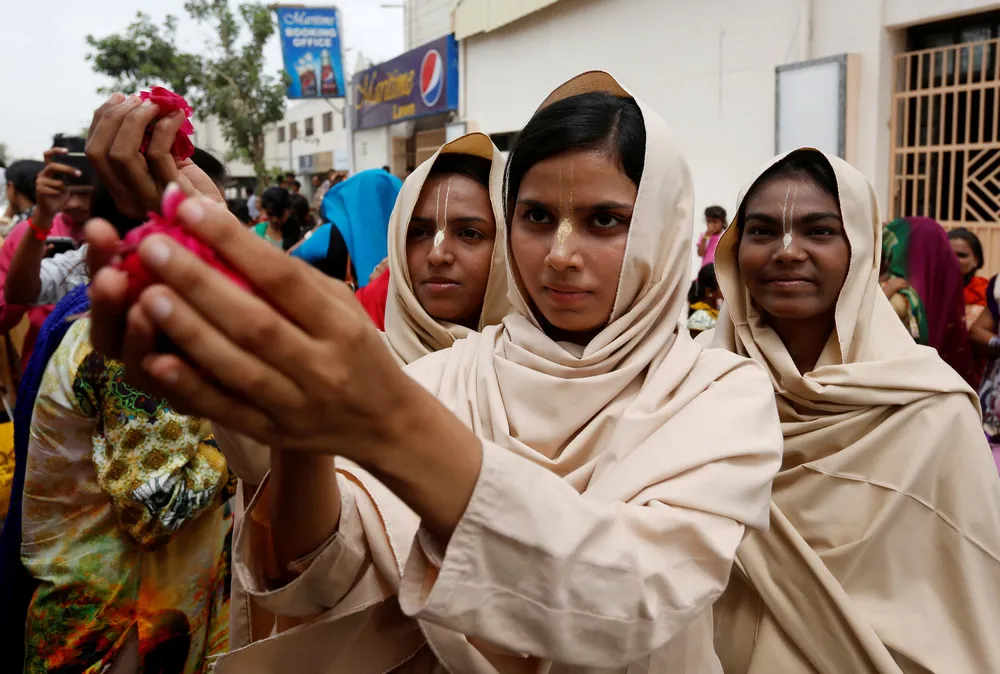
[351,34,461,177]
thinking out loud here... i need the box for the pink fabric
[0,213,83,364]
[701,232,721,267]
[903,217,977,387]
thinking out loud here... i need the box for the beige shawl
[223,135,508,649]
[217,71,783,673]
[709,149,1000,673]
[383,133,509,364]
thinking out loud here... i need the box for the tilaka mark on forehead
[781,186,795,250]
[556,162,574,248]
[433,177,453,250]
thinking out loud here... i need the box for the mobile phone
[58,153,92,186]
[52,134,92,186]
[45,237,77,258]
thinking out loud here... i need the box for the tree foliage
[86,3,287,182]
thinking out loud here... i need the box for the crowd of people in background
[0,71,997,673]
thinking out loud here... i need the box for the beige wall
[405,0,454,48]
[460,0,997,264]
[463,0,807,254]
[885,0,1000,28]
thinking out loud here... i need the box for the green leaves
[86,4,288,182]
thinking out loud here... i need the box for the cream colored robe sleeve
[393,359,781,668]
[226,357,781,669]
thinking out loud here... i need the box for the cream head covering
[710,148,974,409]
[710,149,1000,672]
[221,72,782,673]
[383,133,509,364]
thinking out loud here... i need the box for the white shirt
[35,244,88,306]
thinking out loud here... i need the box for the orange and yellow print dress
[19,319,236,673]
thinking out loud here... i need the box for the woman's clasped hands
[86,195,430,461]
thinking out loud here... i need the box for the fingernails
[139,100,155,109]
[144,355,180,384]
[159,367,180,385]
[126,94,142,105]
[108,92,126,104]
[74,170,82,177]
[148,295,173,321]
[178,198,205,225]
[141,236,171,268]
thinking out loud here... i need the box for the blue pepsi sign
[352,35,459,130]
[275,6,346,100]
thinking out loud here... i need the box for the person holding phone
[0,138,91,364]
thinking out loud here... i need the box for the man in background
[247,186,260,222]
[1,161,44,236]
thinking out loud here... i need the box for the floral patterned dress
[19,319,236,673]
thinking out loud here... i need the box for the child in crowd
[697,204,727,268]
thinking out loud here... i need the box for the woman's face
[737,172,849,324]
[509,149,636,340]
[950,238,978,277]
[406,172,497,327]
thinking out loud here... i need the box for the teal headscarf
[321,169,403,287]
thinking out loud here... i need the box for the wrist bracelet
[988,337,1000,350]
[27,219,49,241]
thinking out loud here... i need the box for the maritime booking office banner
[275,6,346,99]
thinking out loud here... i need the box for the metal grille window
[890,34,999,270]
[322,112,333,133]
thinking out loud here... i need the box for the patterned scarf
[0,283,90,671]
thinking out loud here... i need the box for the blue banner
[353,35,459,130]
[275,6,346,100]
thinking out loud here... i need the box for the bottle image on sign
[320,49,339,96]
[299,54,319,97]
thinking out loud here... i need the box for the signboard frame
[274,5,347,100]
[352,35,459,130]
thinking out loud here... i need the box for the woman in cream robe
[195,72,785,672]
[222,133,511,649]
[708,149,1000,672]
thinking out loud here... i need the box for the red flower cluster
[137,87,195,160]
[117,187,250,306]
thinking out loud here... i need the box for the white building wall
[353,126,391,172]
[405,0,454,49]
[263,98,351,180]
[885,0,1000,27]
[461,0,998,264]
[463,0,806,247]
[189,115,255,179]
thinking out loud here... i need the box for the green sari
[882,219,929,344]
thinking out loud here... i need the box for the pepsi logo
[419,49,444,107]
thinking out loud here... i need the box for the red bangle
[27,219,49,241]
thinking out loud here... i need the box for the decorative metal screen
[890,37,1000,271]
